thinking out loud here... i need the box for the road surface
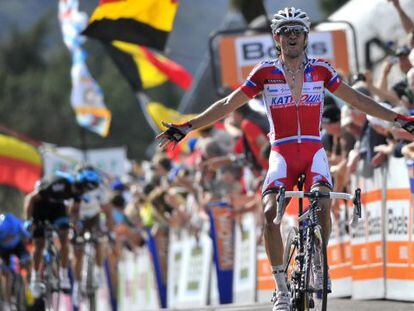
[164,298,414,310]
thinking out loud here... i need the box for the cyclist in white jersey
[70,166,113,307]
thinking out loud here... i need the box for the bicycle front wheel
[86,246,97,311]
[283,227,303,310]
[43,251,60,311]
[309,225,328,311]
[12,273,27,311]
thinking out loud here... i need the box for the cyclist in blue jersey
[0,213,31,309]
[25,168,100,297]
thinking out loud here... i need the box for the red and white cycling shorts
[262,140,332,193]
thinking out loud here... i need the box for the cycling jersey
[240,57,341,191]
[241,57,341,143]
[79,186,110,219]
[38,176,81,202]
[0,215,29,249]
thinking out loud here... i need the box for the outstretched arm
[388,0,414,33]
[333,82,397,122]
[157,88,250,148]
[184,89,250,130]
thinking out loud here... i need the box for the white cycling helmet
[271,7,311,34]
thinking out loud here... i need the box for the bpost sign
[219,30,349,89]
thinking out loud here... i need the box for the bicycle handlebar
[274,188,362,228]
[282,190,355,201]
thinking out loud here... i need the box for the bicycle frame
[42,221,61,310]
[281,175,361,310]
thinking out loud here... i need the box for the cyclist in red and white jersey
[156,7,414,310]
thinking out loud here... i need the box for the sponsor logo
[274,180,284,187]
[245,80,256,88]
[270,94,322,106]
[264,79,285,84]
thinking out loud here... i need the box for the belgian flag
[82,0,179,51]
[105,41,192,91]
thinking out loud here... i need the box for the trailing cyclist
[70,165,113,307]
[25,167,100,298]
[157,7,414,310]
[0,213,31,311]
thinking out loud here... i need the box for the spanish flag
[82,0,179,51]
[106,41,192,91]
[0,134,42,193]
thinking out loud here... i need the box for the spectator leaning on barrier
[157,6,414,310]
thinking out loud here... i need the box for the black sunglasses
[277,25,308,36]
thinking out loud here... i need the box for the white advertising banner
[167,231,185,308]
[350,165,385,300]
[233,212,257,304]
[118,248,158,310]
[328,202,352,298]
[42,146,127,177]
[384,157,414,301]
[175,230,212,308]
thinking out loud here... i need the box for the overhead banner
[218,30,349,89]
[207,202,235,304]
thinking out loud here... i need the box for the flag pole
[135,92,161,134]
[79,126,88,162]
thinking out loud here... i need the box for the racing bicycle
[82,230,99,311]
[279,175,361,311]
[0,257,27,311]
[41,221,61,311]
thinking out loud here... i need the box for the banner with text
[208,202,235,304]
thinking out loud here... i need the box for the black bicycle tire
[86,243,97,311]
[303,228,314,311]
[283,227,302,310]
[315,226,328,311]
[0,268,7,308]
[304,225,328,311]
[13,273,27,311]
[44,249,60,310]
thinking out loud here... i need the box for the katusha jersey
[239,57,341,192]
[240,57,341,145]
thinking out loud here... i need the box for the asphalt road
[164,298,414,310]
